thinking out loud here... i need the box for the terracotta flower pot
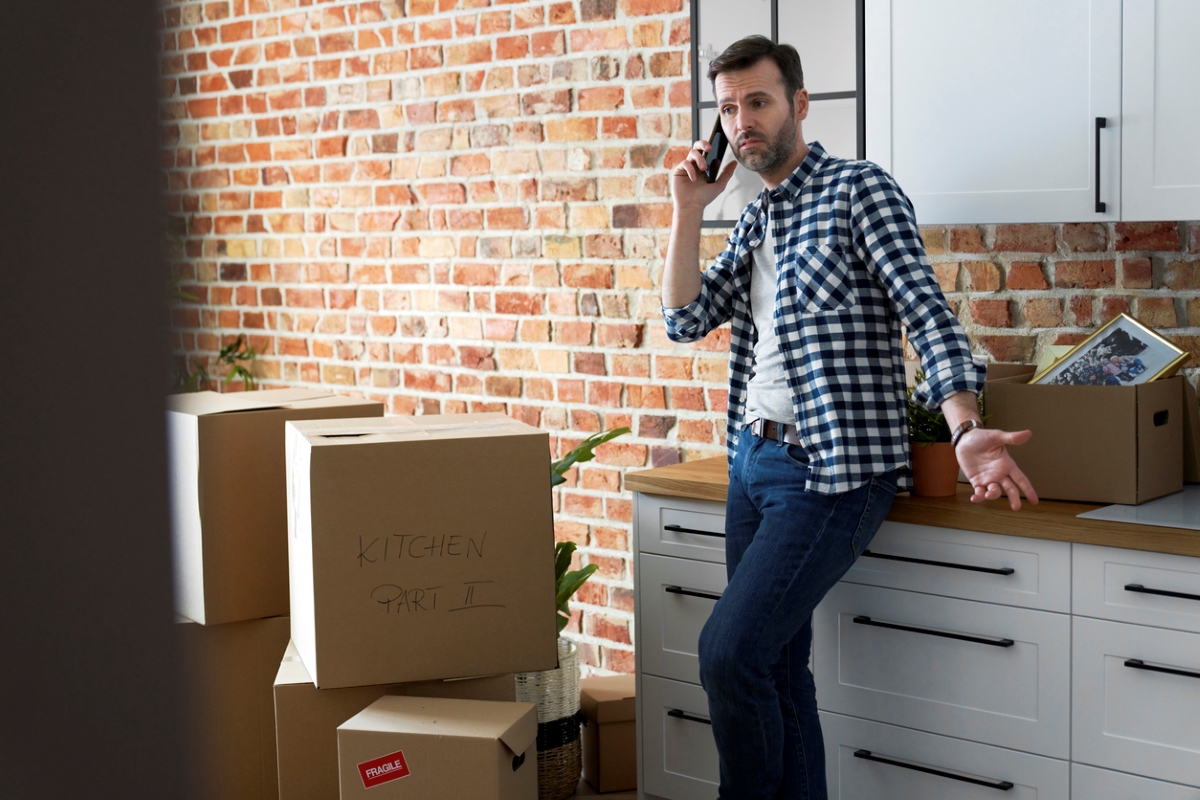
[911,441,961,497]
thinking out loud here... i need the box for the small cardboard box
[177,615,291,800]
[274,640,515,800]
[168,388,383,625]
[1182,378,1200,483]
[286,413,557,689]
[337,695,537,800]
[579,674,637,793]
[984,366,1183,504]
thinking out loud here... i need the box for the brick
[420,183,467,204]
[648,51,682,77]
[993,224,1055,253]
[447,41,492,65]
[1006,261,1048,290]
[531,30,565,57]
[1135,296,1177,328]
[1187,299,1200,327]
[1164,260,1200,291]
[581,0,616,21]
[1023,298,1063,328]
[1098,297,1129,324]
[522,90,570,115]
[978,335,1034,363]
[569,27,628,51]
[1192,224,1200,253]
[546,117,598,142]
[1122,257,1154,289]
[579,86,624,111]
[1054,259,1115,289]
[564,263,613,288]
[1063,223,1106,252]
[950,227,985,253]
[969,299,1010,328]
[1069,295,1093,326]
[931,262,959,293]
[964,261,1000,291]
[496,35,529,60]
[1115,222,1179,251]
[598,323,642,348]
[621,0,683,13]
[601,116,637,138]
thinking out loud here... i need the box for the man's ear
[794,88,810,121]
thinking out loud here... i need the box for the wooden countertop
[625,457,1200,558]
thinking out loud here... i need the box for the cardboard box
[579,674,637,793]
[274,640,515,800]
[1183,378,1200,483]
[286,413,557,689]
[168,388,383,625]
[338,695,537,799]
[984,366,1183,504]
[177,615,291,800]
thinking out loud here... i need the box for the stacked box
[579,675,638,793]
[167,388,383,624]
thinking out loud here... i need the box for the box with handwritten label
[285,413,557,689]
[337,695,537,800]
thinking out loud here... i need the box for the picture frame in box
[1030,313,1187,386]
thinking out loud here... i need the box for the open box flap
[167,388,333,416]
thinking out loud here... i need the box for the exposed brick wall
[158,0,1199,674]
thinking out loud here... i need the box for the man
[661,36,1038,799]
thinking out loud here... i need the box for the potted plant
[515,427,629,800]
[907,371,978,497]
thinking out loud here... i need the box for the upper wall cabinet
[1122,0,1200,221]
[865,0,1122,224]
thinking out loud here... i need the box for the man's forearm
[940,391,982,433]
[662,208,704,309]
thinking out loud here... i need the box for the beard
[732,114,798,175]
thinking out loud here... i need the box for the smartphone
[705,117,729,183]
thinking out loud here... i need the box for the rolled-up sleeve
[850,165,986,410]
[662,234,745,344]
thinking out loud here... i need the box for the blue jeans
[698,431,898,800]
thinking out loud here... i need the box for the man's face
[713,59,807,177]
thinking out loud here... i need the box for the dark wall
[0,2,186,797]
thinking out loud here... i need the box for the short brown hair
[707,35,805,100]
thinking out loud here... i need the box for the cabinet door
[1122,0,1200,220]
[638,553,726,685]
[821,712,1069,800]
[865,0,1121,223]
[639,675,720,800]
[1072,764,1200,799]
[1073,543,1200,634]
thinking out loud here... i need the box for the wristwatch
[950,419,983,448]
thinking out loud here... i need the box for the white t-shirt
[745,217,795,426]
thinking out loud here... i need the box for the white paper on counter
[1076,485,1200,531]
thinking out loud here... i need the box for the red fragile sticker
[358,749,411,789]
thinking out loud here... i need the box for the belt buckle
[749,417,766,438]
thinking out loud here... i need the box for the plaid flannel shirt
[663,142,985,494]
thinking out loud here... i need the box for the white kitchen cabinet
[1073,764,1200,800]
[640,674,721,800]
[865,0,1122,224]
[1121,0,1200,221]
[1073,543,1200,634]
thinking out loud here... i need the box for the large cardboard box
[337,695,537,800]
[177,615,291,800]
[579,674,637,793]
[286,413,558,689]
[168,388,383,625]
[984,366,1183,504]
[274,640,515,800]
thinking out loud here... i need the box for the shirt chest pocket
[779,244,857,314]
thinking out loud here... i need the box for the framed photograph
[1030,313,1188,386]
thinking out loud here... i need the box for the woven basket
[515,637,582,800]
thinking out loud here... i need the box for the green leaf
[550,426,630,484]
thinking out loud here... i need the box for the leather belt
[748,417,804,447]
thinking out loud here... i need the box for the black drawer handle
[664,524,725,539]
[1125,583,1200,603]
[861,549,1015,576]
[1125,658,1200,681]
[1095,116,1107,213]
[853,615,1015,648]
[854,750,1014,791]
[667,708,712,725]
[665,585,723,602]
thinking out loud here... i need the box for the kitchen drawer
[1072,764,1200,799]
[638,553,726,686]
[635,493,726,564]
[1074,544,1200,633]
[1072,617,1200,787]
[639,674,719,800]
[821,711,1069,800]
[842,521,1071,612]
[814,582,1070,758]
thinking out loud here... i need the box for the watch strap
[950,419,983,448]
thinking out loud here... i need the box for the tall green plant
[550,427,630,634]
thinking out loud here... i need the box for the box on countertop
[579,674,637,793]
[177,614,291,800]
[337,695,537,800]
[274,639,514,800]
[984,365,1182,504]
[286,413,557,689]
[168,388,383,625]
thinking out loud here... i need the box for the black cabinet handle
[1125,583,1200,603]
[665,585,723,601]
[854,750,1014,791]
[1125,658,1200,681]
[664,523,724,539]
[853,615,1015,648]
[1095,117,1107,213]
[861,549,1015,576]
[667,708,712,725]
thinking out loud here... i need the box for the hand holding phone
[705,117,729,183]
